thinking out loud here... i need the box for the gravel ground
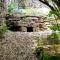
[0,31,52,60]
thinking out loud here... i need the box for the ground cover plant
[0,23,8,39]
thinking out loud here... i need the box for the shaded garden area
[0,0,60,60]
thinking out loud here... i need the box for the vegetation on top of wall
[8,3,16,14]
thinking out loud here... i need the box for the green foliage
[49,24,60,31]
[48,8,60,43]
[43,52,60,60]
[0,25,8,38]
[47,33,60,44]
[36,47,44,60]
[36,37,44,47]
[49,10,60,31]
[8,3,16,14]
[56,33,60,41]
[36,47,60,60]
[49,10,60,19]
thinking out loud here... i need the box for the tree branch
[39,0,55,10]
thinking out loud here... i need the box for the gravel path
[0,31,52,60]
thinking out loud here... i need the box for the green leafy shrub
[47,33,60,45]
[36,47,60,60]
[0,24,8,38]
[49,10,60,19]
[36,37,45,47]
[48,6,60,44]
[49,24,60,31]
[43,52,60,60]
[36,47,44,60]
[8,3,16,14]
